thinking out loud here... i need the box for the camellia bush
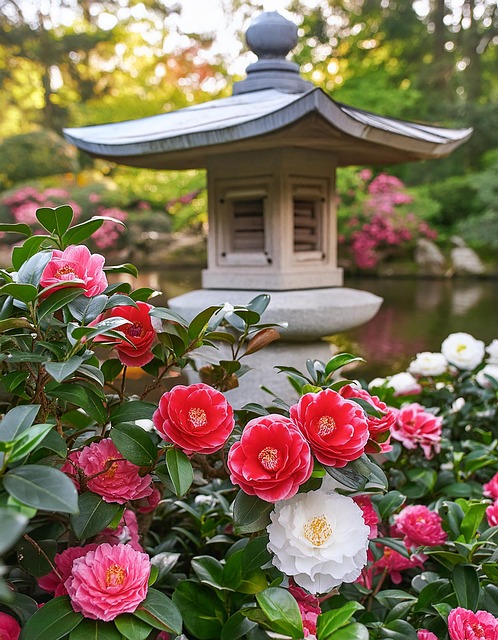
[0,206,498,640]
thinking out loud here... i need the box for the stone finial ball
[245,11,299,59]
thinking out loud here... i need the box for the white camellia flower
[441,332,485,370]
[368,377,388,391]
[408,351,448,377]
[387,372,421,396]
[267,489,369,594]
[476,364,498,388]
[486,339,498,365]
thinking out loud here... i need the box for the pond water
[134,268,498,379]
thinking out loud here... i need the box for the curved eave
[63,87,472,170]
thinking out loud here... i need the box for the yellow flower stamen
[258,447,279,471]
[105,564,127,587]
[304,515,333,546]
[188,407,207,429]
[317,416,336,437]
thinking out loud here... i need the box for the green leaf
[323,463,366,491]
[0,317,34,333]
[247,293,271,315]
[110,401,156,425]
[0,282,38,303]
[45,356,85,383]
[316,601,364,639]
[62,217,105,246]
[381,619,418,640]
[165,447,193,498]
[110,423,157,467]
[114,614,152,640]
[102,359,124,383]
[377,491,406,520]
[325,353,365,377]
[0,222,32,236]
[460,502,488,542]
[19,595,83,640]
[68,294,108,323]
[36,205,74,236]
[4,465,79,514]
[9,423,54,463]
[0,508,28,555]
[70,316,130,342]
[232,491,273,534]
[453,564,480,610]
[1,370,30,393]
[256,587,304,639]
[16,251,51,287]
[104,263,138,277]
[46,384,107,424]
[71,492,122,540]
[191,556,226,590]
[221,612,256,640]
[134,588,182,635]
[130,287,157,302]
[332,623,370,640]
[149,306,187,325]
[172,582,223,639]
[12,235,50,271]
[371,537,410,559]
[32,429,67,459]
[38,287,86,321]
[242,534,272,573]
[188,305,222,340]
[0,405,40,440]
[69,619,124,640]
[17,538,57,577]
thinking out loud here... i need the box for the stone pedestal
[168,287,383,407]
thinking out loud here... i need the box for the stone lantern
[63,12,471,403]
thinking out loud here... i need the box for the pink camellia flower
[372,545,425,584]
[289,389,369,468]
[418,630,438,640]
[339,384,395,453]
[395,505,447,548]
[95,302,159,367]
[448,607,498,640]
[65,543,150,621]
[486,501,498,527]
[134,484,162,514]
[227,414,313,502]
[38,544,99,596]
[391,403,442,459]
[353,495,379,539]
[95,509,142,551]
[40,245,107,298]
[483,473,498,500]
[62,439,153,504]
[153,383,234,455]
[0,612,21,640]
[288,582,321,638]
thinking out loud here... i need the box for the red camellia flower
[153,383,234,455]
[227,414,313,502]
[372,545,425,584]
[339,384,395,453]
[0,612,21,640]
[418,631,438,640]
[448,607,498,640]
[353,494,379,539]
[97,302,159,367]
[40,245,108,298]
[289,389,369,468]
[395,505,447,549]
[62,438,153,504]
[391,403,442,460]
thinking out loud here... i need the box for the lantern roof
[63,11,472,169]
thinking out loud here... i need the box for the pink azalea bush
[338,171,438,270]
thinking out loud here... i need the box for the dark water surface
[139,268,498,379]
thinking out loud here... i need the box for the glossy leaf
[4,465,79,514]
[0,404,40,440]
[453,564,480,610]
[172,582,223,638]
[165,447,193,497]
[316,601,364,639]
[232,491,273,534]
[0,282,38,303]
[45,356,85,383]
[110,423,157,467]
[62,218,105,246]
[103,263,138,277]
[9,423,54,463]
[68,294,108,323]
[71,492,122,539]
[0,222,32,236]
[69,619,124,640]
[256,587,304,639]
[36,205,74,235]
[114,615,152,640]
[134,588,182,635]
[47,384,107,424]
[19,595,83,640]
[38,287,86,321]
[110,401,157,425]
[460,501,488,542]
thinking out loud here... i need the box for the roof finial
[233,11,313,96]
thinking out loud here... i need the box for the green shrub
[0,130,79,189]
[427,175,480,228]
